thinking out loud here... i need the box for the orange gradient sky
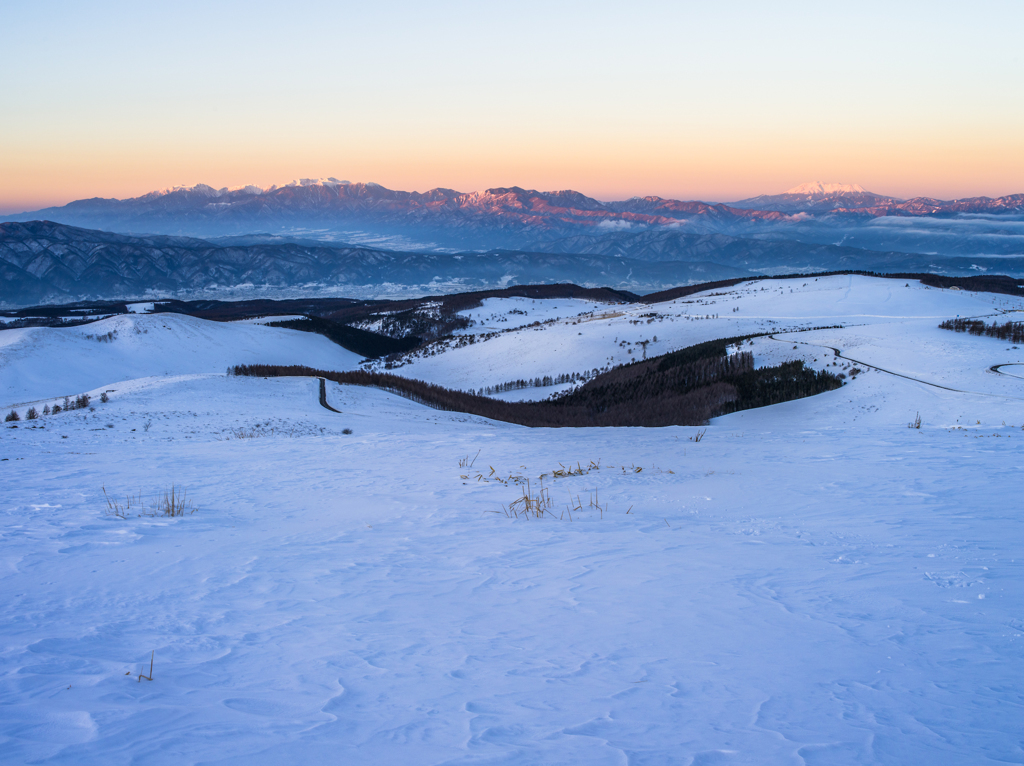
[2,1,1023,213]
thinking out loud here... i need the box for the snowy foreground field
[1,276,1023,765]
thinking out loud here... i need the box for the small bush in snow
[42,404,51,415]
[342,428,353,435]
[100,392,109,403]
[26,407,37,420]
[5,409,20,422]
[76,394,91,409]
[158,485,197,517]
[103,485,198,518]
[51,403,61,414]
[103,486,145,519]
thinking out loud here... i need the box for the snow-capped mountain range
[730,181,897,213]
[9,180,1023,249]
[146,178,355,199]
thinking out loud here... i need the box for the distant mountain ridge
[731,181,898,213]
[536,229,1024,277]
[733,181,1024,216]
[785,182,866,195]
[7,183,778,246]
[0,220,753,306]
[9,180,1023,250]
[4,220,1021,308]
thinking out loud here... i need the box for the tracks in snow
[990,364,1024,381]
[318,378,342,413]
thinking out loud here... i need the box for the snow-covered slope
[1,275,1023,764]
[0,312,362,406]
[369,275,1022,399]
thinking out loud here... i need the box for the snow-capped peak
[280,178,351,189]
[151,178,353,197]
[151,183,265,198]
[784,182,865,196]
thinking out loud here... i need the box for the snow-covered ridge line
[784,181,866,195]
[147,177,354,198]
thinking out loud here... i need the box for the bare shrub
[103,486,146,519]
[909,412,922,429]
[26,407,37,420]
[100,392,109,403]
[43,404,51,415]
[498,478,553,520]
[158,485,197,517]
[342,428,353,435]
[103,485,198,518]
[5,410,19,422]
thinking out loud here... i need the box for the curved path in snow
[318,377,342,413]
[769,332,1024,401]
[990,363,1024,381]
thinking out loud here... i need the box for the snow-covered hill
[1,275,1023,764]
[369,275,1023,400]
[0,312,362,405]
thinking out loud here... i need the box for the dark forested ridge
[0,221,747,306]
[6,218,1024,308]
[231,335,843,427]
[265,317,421,358]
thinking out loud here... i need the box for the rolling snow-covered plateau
[1,275,1022,764]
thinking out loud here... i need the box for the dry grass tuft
[158,485,197,517]
[103,485,198,518]
[492,478,554,520]
[458,449,481,469]
[103,486,146,519]
[565,490,610,520]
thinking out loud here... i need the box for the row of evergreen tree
[474,369,603,396]
[6,394,93,422]
[231,333,843,427]
[939,317,1024,344]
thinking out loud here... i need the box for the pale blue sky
[2,0,1022,210]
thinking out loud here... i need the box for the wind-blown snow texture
[1,276,1023,765]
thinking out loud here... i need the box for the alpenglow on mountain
[8,179,1024,250]
[730,181,897,213]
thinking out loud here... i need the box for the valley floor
[1,276,1022,765]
